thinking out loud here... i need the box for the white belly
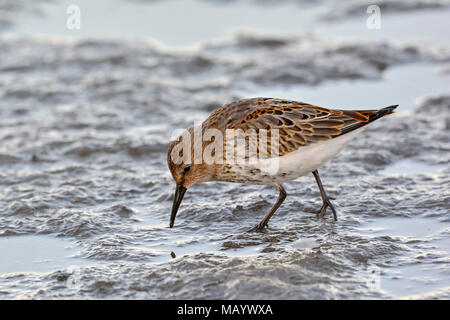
[255,128,364,182]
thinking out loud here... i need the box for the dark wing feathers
[216,98,397,157]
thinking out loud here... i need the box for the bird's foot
[247,222,267,232]
[317,197,338,221]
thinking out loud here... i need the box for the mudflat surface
[0,0,449,299]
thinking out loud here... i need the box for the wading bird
[167,98,397,231]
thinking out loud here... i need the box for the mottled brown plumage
[202,97,393,157]
[168,97,398,230]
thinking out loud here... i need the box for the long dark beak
[170,184,186,228]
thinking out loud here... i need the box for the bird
[167,97,398,231]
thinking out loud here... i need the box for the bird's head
[167,130,215,228]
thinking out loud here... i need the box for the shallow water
[0,0,449,299]
[0,235,87,274]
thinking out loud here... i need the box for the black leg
[312,170,337,221]
[248,184,287,232]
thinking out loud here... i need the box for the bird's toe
[247,223,267,232]
[316,198,338,221]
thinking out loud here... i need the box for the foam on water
[380,159,447,175]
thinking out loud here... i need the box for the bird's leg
[248,184,287,232]
[312,170,337,221]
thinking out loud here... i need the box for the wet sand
[0,0,449,299]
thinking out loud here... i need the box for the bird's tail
[368,105,398,122]
[338,104,399,135]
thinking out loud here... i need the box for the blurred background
[0,0,449,299]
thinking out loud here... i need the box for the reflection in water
[0,235,86,274]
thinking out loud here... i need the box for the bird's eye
[183,166,191,173]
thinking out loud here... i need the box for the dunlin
[167,98,397,231]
